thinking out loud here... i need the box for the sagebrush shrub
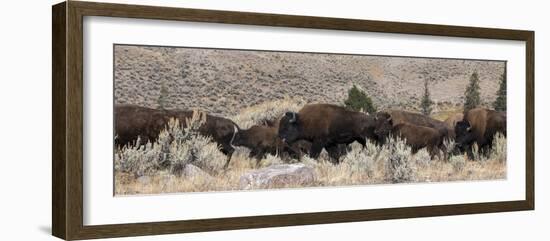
[115,140,163,177]
[489,133,506,163]
[449,155,466,172]
[342,143,376,177]
[471,143,487,162]
[413,148,431,168]
[384,136,416,183]
[442,138,456,161]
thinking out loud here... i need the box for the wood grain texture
[51,1,535,240]
[52,2,67,240]
[66,2,85,240]
[525,32,535,209]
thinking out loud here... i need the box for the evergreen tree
[464,72,481,112]
[493,73,506,111]
[157,80,169,110]
[344,85,376,114]
[420,78,434,115]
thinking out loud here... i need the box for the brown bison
[114,104,240,168]
[374,109,451,142]
[454,108,506,154]
[278,104,378,160]
[232,125,313,165]
[375,119,444,157]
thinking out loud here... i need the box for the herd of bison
[115,103,506,169]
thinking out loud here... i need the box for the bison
[374,118,444,157]
[232,125,306,164]
[454,108,506,155]
[374,109,451,143]
[278,104,378,160]
[114,104,240,168]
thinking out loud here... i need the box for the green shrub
[344,85,376,114]
[493,73,507,111]
[464,72,481,112]
[420,79,434,115]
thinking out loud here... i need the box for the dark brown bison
[114,104,240,168]
[232,125,314,165]
[454,108,506,155]
[278,104,378,160]
[375,119,444,157]
[255,116,349,162]
[374,109,451,143]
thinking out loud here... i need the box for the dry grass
[230,98,306,128]
[115,146,506,195]
[430,106,463,121]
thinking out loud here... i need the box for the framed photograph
[52,1,534,240]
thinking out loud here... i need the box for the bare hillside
[114,45,505,116]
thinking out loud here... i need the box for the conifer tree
[493,73,506,111]
[464,72,481,112]
[157,80,169,110]
[344,85,376,114]
[420,78,434,115]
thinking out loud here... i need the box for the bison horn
[229,125,239,149]
[466,126,471,132]
[387,117,392,122]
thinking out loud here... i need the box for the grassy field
[115,150,505,195]
[114,99,506,195]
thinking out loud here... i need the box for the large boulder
[239,164,316,190]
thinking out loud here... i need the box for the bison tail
[229,124,239,149]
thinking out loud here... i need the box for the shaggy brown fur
[278,104,377,159]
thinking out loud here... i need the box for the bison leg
[326,144,346,164]
[356,137,366,148]
[222,146,235,169]
[247,148,266,167]
[309,139,326,159]
[283,146,301,160]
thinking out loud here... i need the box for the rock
[182,164,212,182]
[239,164,316,190]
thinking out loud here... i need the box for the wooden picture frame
[52,1,534,240]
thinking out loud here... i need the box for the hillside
[114,45,505,116]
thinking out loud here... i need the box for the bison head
[373,112,393,142]
[454,120,476,152]
[231,130,247,147]
[278,112,301,144]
